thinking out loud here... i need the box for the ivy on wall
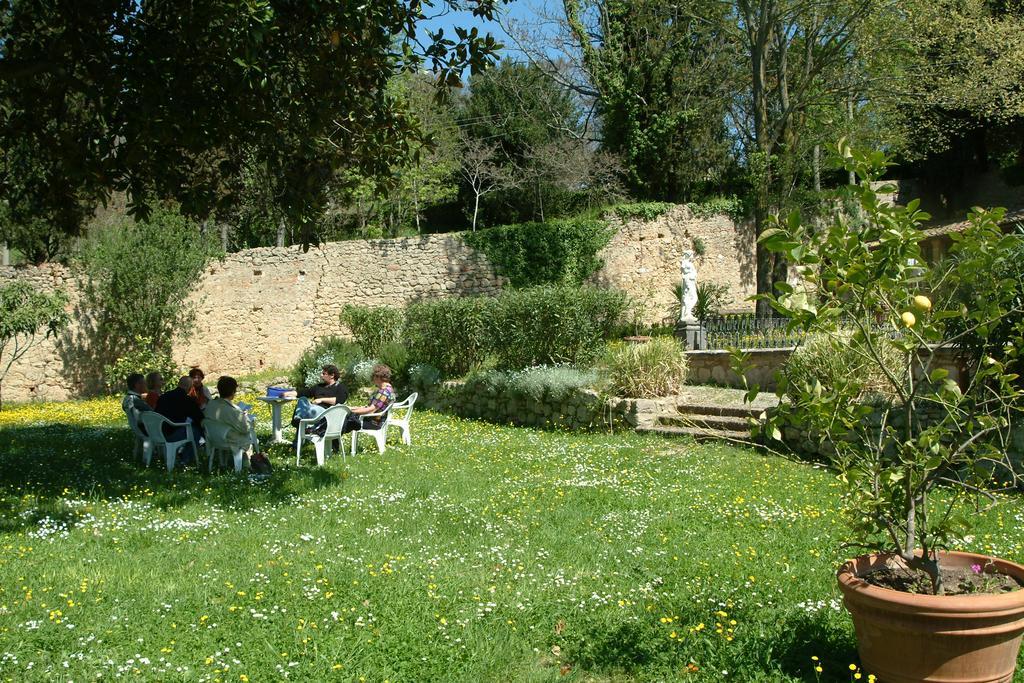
[463,218,616,288]
[612,202,674,222]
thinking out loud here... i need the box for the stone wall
[1,208,754,402]
[0,264,77,402]
[592,205,756,325]
[175,236,504,376]
[421,380,674,432]
[685,346,966,393]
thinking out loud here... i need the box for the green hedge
[339,304,404,357]
[488,285,630,369]
[463,218,615,287]
[402,285,631,377]
[403,296,493,377]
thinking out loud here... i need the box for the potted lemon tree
[753,144,1024,682]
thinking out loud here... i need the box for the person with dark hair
[342,364,394,434]
[144,371,164,409]
[187,367,213,408]
[204,375,256,453]
[122,373,152,414]
[156,376,204,464]
[283,364,349,428]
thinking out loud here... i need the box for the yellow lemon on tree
[901,311,916,328]
[912,295,932,312]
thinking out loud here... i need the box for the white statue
[679,250,698,321]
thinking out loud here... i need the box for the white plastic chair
[138,412,197,472]
[204,421,252,473]
[387,392,418,446]
[296,404,350,467]
[123,406,153,466]
[351,404,392,455]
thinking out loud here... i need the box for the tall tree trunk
[813,144,821,192]
[1,241,9,266]
[472,191,480,232]
[220,223,229,252]
[847,88,856,185]
[276,219,286,248]
[750,17,775,317]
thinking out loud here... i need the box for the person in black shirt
[284,364,349,429]
[155,376,205,465]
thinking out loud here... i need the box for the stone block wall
[1,207,754,402]
[175,235,504,376]
[0,264,77,402]
[685,345,966,393]
[420,380,675,432]
[592,205,756,325]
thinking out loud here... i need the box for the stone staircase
[636,387,777,443]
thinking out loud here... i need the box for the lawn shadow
[769,611,860,682]
[0,424,345,534]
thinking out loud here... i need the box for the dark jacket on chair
[156,388,204,437]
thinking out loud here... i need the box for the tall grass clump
[602,337,688,397]
[783,331,902,402]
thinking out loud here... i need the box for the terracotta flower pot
[837,551,1024,683]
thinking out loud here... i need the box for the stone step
[637,425,755,442]
[675,402,764,419]
[658,413,752,432]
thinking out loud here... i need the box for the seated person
[156,376,205,464]
[122,373,153,414]
[284,364,349,428]
[204,376,256,455]
[144,371,164,409]
[342,364,394,434]
[187,367,213,409]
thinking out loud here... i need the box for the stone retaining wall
[2,208,754,402]
[421,381,675,432]
[593,205,756,325]
[686,346,966,392]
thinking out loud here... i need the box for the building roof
[920,206,1024,239]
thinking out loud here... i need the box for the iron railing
[702,314,806,350]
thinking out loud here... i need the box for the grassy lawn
[1,398,1022,682]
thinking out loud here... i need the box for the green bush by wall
[488,285,630,370]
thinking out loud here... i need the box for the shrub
[403,296,493,377]
[686,195,746,221]
[351,359,379,388]
[102,336,179,395]
[612,202,673,222]
[377,341,410,388]
[408,363,442,393]
[783,331,902,402]
[506,365,600,402]
[289,337,364,393]
[489,285,630,370]
[74,206,219,369]
[694,282,731,323]
[339,304,404,357]
[463,217,616,287]
[602,337,688,398]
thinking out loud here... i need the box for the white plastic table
[257,396,295,444]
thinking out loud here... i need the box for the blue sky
[418,2,540,59]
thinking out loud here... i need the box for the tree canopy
[0,0,507,252]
